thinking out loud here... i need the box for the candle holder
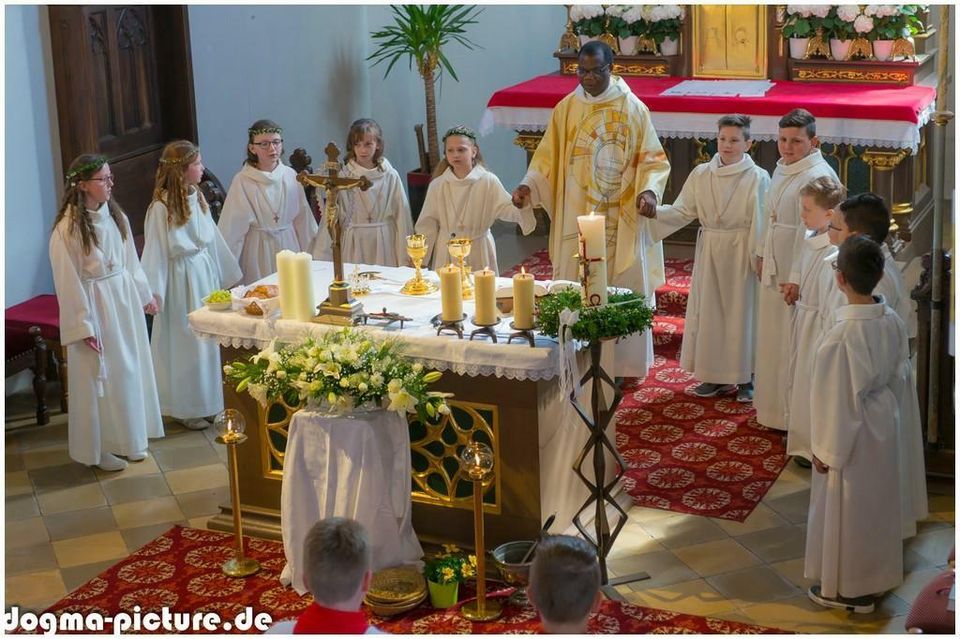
[507,321,536,348]
[401,234,439,296]
[214,409,260,578]
[459,440,501,622]
[431,313,466,339]
[469,317,501,343]
[447,238,474,300]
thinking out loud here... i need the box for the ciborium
[447,237,474,300]
[401,234,438,295]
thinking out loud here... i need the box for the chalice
[401,234,438,295]
[447,238,474,300]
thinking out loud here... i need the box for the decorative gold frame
[691,4,767,79]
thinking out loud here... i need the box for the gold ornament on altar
[459,440,501,621]
[297,142,371,325]
[401,234,438,295]
[557,4,579,54]
[804,28,831,59]
[447,237,474,300]
[637,36,658,54]
[846,37,873,60]
[214,409,260,578]
[890,37,916,61]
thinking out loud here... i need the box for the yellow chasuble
[522,76,671,297]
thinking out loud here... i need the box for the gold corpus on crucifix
[297,142,372,325]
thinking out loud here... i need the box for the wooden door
[49,5,197,247]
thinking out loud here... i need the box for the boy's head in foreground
[834,234,885,299]
[830,192,891,247]
[528,535,602,633]
[303,517,372,609]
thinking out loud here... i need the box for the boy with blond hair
[643,114,770,402]
[528,535,603,633]
[754,108,839,429]
[805,235,907,614]
[267,517,382,634]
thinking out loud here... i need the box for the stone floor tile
[636,513,728,549]
[673,538,762,577]
[735,524,807,563]
[714,503,791,537]
[153,444,222,472]
[100,473,172,505]
[27,462,97,493]
[763,489,811,524]
[608,550,699,590]
[51,531,128,568]
[175,486,229,519]
[706,565,799,607]
[37,483,107,515]
[622,577,735,617]
[4,570,67,612]
[5,517,50,550]
[163,464,228,494]
[44,506,119,541]
[111,496,186,529]
[6,493,40,521]
[60,559,124,593]
[120,521,187,553]
[5,543,59,576]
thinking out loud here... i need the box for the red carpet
[504,251,788,522]
[36,526,786,634]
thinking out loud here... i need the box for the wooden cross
[297,142,371,284]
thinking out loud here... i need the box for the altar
[188,261,622,550]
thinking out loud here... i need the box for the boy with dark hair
[267,517,382,634]
[754,108,839,430]
[643,114,770,402]
[805,235,907,615]
[528,535,603,633]
[819,192,928,539]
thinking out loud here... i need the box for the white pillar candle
[473,267,497,325]
[276,250,297,319]
[512,266,536,329]
[577,210,608,306]
[439,263,463,322]
[292,252,314,321]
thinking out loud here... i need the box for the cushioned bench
[5,295,67,424]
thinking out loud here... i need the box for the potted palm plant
[368,5,483,220]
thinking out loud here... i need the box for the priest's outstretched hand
[637,190,657,218]
[511,184,531,208]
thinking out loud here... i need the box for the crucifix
[297,142,372,325]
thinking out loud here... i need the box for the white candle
[276,250,297,319]
[439,263,463,322]
[512,266,535,329]
[292,252,314,321]
[577,211,608,306]
[473,267,497,325]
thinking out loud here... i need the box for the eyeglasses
[827,223,842,232]
[830,259,839,271]
[577,64,610,78]
[84,175,114,183]
[251,140,283,149]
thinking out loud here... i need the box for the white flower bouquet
[570,5,606,37]
[223,328,450,420]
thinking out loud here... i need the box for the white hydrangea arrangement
[865,5,926,40]
[581,5,685,42]
[570,5,606,37]
[785,4,925,41]
[223,328,450,420]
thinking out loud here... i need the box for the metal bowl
[491,540,536,604]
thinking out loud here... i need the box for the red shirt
[293,602,370,634]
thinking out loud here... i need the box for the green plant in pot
[368,5,483,219]
[423,544,477,608]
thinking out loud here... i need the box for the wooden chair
[5,295,67,425]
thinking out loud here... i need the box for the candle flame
[589,210,597,217]
[521,266,526,275]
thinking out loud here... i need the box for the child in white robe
[817,193,928,537]
[141,140,243,431]
[645,114,769,402]
[311,119,413,267]
[754,108,839,430]
[415,125,535,274]
[218,119,318,285]
[783,176,846,466]
[805,235,907,614]
[49,154,165,471]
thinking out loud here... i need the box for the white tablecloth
[279,408,423,595]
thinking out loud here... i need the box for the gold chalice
[447,237,474,300]
[401,234,438,295]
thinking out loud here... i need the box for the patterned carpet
[504,250,788,522]
[35,526,787,634]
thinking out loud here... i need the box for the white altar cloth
[279,408,423,595]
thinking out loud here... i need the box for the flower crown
[65,157,107,183]
[443,125,477,143]
[249,126,283,137]
[159,155,189,166]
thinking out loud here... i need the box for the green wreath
[536,288,654,343]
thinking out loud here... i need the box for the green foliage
[367,5,483,81]
[782,16,813,39]
[536,289,654,343]
[222,328,449,424]
[424,545,477,585]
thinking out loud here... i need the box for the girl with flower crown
[141,140,242,431]
[310,118,414,267]
[415,125,535,274]
[49,154,165,471]
[218,119,319,284]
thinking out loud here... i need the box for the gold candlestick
[401,234,439,295]
[214,409,260,578]
[459,440,501,621]
[447,238,474,300]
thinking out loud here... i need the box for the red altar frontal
[481,73,937,257]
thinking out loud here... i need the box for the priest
[511,40,670,377]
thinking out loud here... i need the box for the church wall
[366,4,566,188]
[5,5,61,306]
[188,5,371,189]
